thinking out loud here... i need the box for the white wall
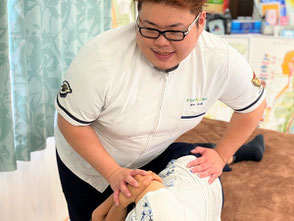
[0,137,69,221]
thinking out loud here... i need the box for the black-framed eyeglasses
[136,13,201,41]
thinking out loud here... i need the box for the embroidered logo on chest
[185,97,208,108]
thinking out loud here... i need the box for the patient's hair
[133,0,207,16]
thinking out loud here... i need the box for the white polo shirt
[54,23,265,192]
[126,156,223,221]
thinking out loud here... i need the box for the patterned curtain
[0,0,111,172]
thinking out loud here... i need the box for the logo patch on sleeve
[251,72,262,88]
[59,80,72,98]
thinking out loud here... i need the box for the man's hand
[107,168,147,206]
[118,172,162,208]
[187,147,225,184]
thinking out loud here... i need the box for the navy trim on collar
[155,64,179,73]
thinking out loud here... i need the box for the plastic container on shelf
[231,19,262,34]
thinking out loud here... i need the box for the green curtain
[0,0,111,172]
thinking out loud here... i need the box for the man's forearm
[215,99,266,163]
[57,114,120,180]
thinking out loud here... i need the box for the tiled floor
[0,137,69,221]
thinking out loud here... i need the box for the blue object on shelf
[231,20,262,34]
[280,29,294,38]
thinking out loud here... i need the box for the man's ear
[197,11,206,33]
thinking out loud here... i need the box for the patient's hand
[145,171,163,183]
[118,171,162,208]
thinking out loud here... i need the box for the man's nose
[154,34,170,46]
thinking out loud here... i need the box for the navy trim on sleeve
[234,87,265,112]
[181,112,206,119]
[56,96,95,125]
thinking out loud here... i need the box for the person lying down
[92,155,223,221]
[91,135,265,221]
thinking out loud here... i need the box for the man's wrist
[214,148,227,165]
[106,166,121,181]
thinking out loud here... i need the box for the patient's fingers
[133,174,151,186]
[142,175,153,186]
[138,171,162,183]
[150,173,163,183]
[134,173,162,185]
[131,169,147,177]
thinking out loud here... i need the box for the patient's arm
[91,193,126,221]
[92,172,162,221]
[119,172,162,207]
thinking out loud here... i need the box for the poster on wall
[249,36,294,133]
[206,35,293,134]
[112,0,135,28]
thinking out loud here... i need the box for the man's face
[136,2,206,70]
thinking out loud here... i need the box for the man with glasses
[136,12,201,41]
[55,0,266,220]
